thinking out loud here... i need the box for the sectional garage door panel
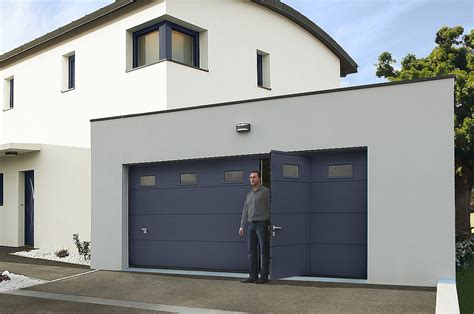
[310,181,367,213]
[129,185,250,215]
[310,244,367,278]
[130,240,247,271]
[310,213,367,245]
[310,150,367,279]
[271,213,310,247]
[129,158,260,270]
[271,182,310,214]
[129,214,244,242]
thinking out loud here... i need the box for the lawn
[457,261,474,313]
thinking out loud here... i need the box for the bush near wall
[456,239,474,268]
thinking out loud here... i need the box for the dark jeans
[247,220,270,279]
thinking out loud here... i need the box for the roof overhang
[0,0,357,77]
[0,143,42,157]
[251,0,358,77]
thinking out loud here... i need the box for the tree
[376,26,474,239]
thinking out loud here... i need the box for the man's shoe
[240,277,257,283]
[255,277,269,284]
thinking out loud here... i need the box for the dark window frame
[9,78,14,109]
[0,173,3,206]
[68,55,75,89]
[326,163,354,179]
[257,53,263,87]
[133,21,199,69]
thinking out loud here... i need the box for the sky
[0,0,472,86]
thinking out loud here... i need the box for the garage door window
[140,175,156,187]
[327,164,353,178]
[180,173,197,185]
[283,164,299,178]
[224,170,244,183]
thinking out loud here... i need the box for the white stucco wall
[0,0,342,148]
[91,77,454,287]
[165,0,341,109]
[0,145,90,252]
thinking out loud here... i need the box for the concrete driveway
[0,246,436,313]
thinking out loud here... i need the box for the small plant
[55,249,69,258]
[456,238,474,268]
[73,233,91,260]
[0,271,11,283]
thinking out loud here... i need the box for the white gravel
[0,271,46,292]
[11,249,90,266]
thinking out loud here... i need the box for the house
[0,1,355,253]
[1,0,454,288]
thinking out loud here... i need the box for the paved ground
[0,246,437,313]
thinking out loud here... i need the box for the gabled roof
[0,0,357,76]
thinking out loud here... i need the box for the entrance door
[24,171,34,246]
[270,151,311,279]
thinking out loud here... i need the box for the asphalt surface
[0,246,437,313]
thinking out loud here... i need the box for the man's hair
[250,170,261,178]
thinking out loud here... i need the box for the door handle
[272,225,282,237]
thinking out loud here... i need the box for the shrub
[55,249,69,258]
[73,233,91,260]
[456,238,474,268]
[0,272,10,283]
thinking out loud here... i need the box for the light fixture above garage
[236,123,251,133]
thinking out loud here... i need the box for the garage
[128,149,367,279]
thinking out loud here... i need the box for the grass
[457,260,474,313]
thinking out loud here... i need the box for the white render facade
[91,77,455,287]
[0,1,356,252]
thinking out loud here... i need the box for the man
[239,170,271,284]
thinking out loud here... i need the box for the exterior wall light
[5,151,18,156]
[236,123,251,133]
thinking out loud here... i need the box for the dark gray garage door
[129,157,260,271]
[129,149,367,279]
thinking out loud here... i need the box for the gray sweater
[240,186,270,228]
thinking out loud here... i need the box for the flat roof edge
[90,75,455,123]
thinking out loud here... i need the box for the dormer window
[133,21,199,69]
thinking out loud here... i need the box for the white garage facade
[91,76,455,287]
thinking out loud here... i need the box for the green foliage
[376,26,474,236]
[73,233,91,260]
[457,259,474,314]
[375,25,473,185]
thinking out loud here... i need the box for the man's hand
[239,227,244,236]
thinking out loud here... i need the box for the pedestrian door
[270,151,311,279]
